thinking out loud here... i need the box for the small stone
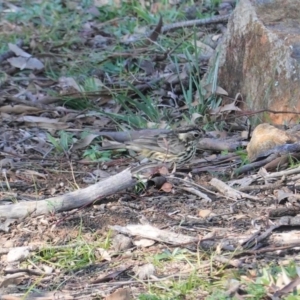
[112,234,133,251]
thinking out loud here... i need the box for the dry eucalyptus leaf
[147,15,163,43]
[191,112,203,123]
[133,239,155,248]
[42,265,54,274]
[105,288,131,300]
[133,263,155,280]
[16,115,61,123]
[228,177,254,188]
[8,56,44,70]
[96,248,111,261]
[0,274,25,288]
[195,40,215,56]
[93,169,110,178]
[160,182,173,192]
[72,134,100,150]
[202,83,228,96]
[198,209,212,218]
[0,105,40,114]
[8,43,31,57]
[59,76,82,92]
[138,59,155,75]
[7,246,30,262]
[219,101,241,112]
[16,170,47,179]
[31,122,70,130]
[276,270,292,289]
[94,0,122,7]
[158,166,169,175]
[212,33,223,41]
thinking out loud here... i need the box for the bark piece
[217,0,300,124]
[0,169,135,219]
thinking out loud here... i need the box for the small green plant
[171,271,203,295]
[47,131,74,153]
[111,84,161,128]
[83,146,113,162]
[134,176,147,194]
[287,154,300,169]
[235,148,249,166]
[206,290,232,300]
[31,226,112,272]
[138,294,162,300]
[245,283,267,300]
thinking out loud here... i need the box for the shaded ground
[1,1,300,300]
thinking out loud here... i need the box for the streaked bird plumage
[101,126,203,166]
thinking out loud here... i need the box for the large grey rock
[217,0,300,124]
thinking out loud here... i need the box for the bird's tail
[100,141,127,151]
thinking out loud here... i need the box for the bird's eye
[193,132,200,138]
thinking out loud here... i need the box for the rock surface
[217,0,300,124]
[246,123,298,161]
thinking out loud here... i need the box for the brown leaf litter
[2,0,300,298]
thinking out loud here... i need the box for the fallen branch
[0,169,135,219]
[162,14,230,33]
[110,224,198,245]
[210,178,259,201]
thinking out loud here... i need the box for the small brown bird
[101,126,203,166]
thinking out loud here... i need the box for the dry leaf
[96,248,111,261]
[147,15,163,43]
[0,274,25,288]
[17,116,59,123]
[42,265,53,274]
[106,288,131,300]
[158,165,169,175]
[133,263,155,280]
[8,57,44,70]
[191,112,203,123]
[7,246,30,262]
[195,40,215,56]
[93,169,110,178]
[219,102,241,112]
[133,238,155,248]
[17,170,48,179]
[59,76,82,92]
[72,134,100,150]
[94,0,121,7]
[8,43,31,57]
[202,83,228,96]
[276,266,292,288]
[138,59,155,75]
[160,182,172,192]
[198,209,212,218]
[212,33,223,41]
